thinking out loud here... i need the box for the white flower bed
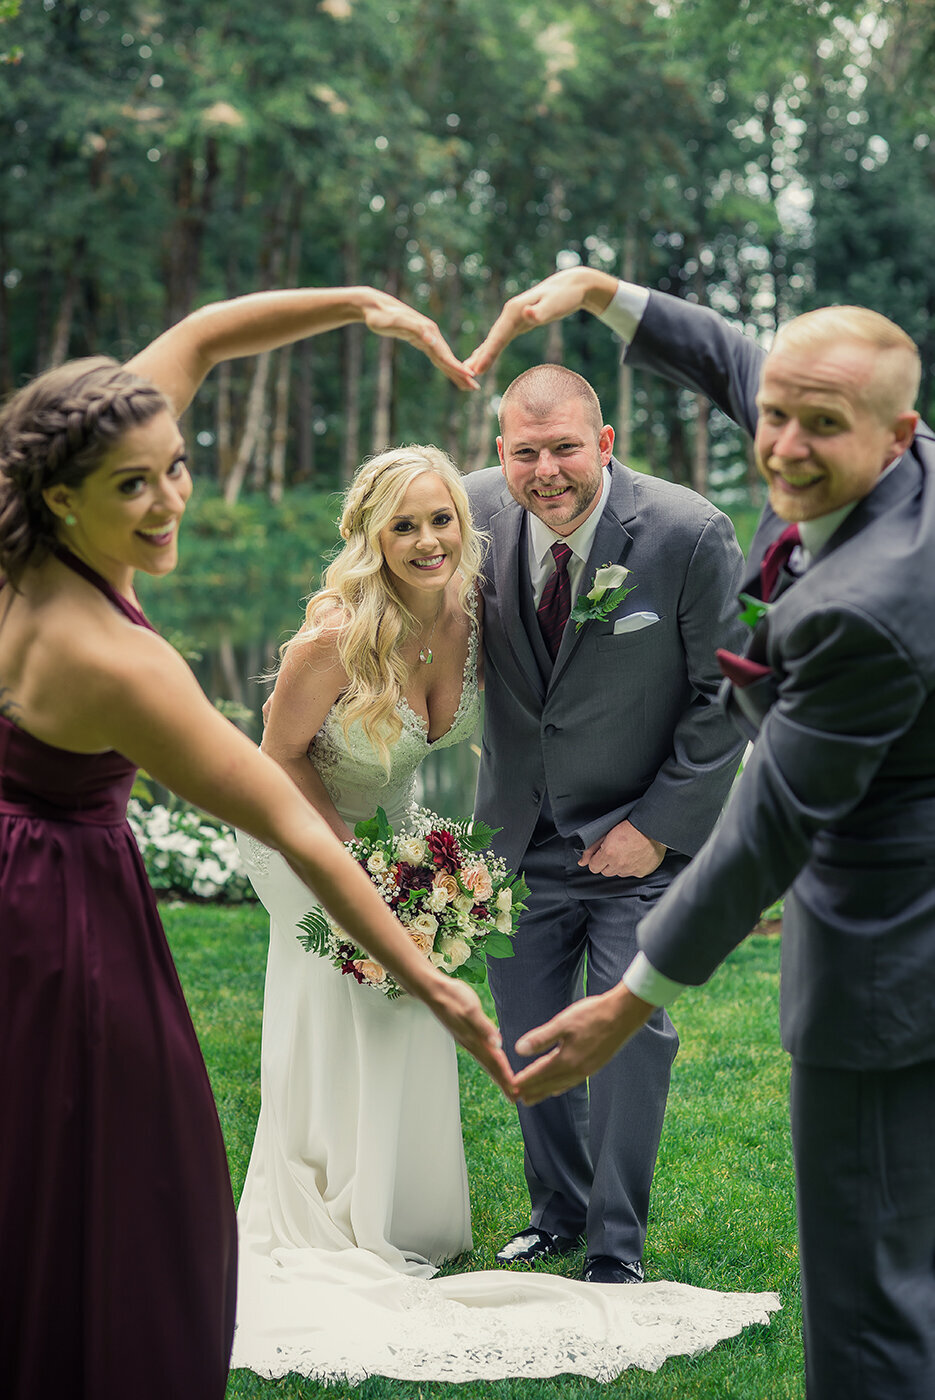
[128,800,256,903]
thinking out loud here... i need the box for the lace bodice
[308,606,480,830]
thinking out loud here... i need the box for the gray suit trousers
[791,1058,935,1400]
[488,824,682,1259]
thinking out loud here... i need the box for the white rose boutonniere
[570,563,636,631]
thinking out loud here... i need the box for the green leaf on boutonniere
[738,593,772,628]
[570,581,637,632]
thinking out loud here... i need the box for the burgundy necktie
[537,542,572,661]
[759,523,802,601]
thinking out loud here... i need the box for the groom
[462,363,746,1282]
[475,270,935,1399]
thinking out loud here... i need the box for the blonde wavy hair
[283,445,484,770]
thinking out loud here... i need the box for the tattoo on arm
[0,685,22,727]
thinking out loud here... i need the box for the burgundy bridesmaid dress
[0,551,236,1399]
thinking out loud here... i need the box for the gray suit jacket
[464,459,747,873]
[629,290,935,1070]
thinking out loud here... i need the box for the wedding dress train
[232,614,780,1381]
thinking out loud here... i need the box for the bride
[236,443,484,1280]
[232,446,782,1385]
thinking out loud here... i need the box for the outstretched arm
[512,983,655,1104]
[63,624,516,1099]
[127,285,478,415]
[466,268,619,376]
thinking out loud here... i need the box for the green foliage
[4,0,927,500]
[163,908,803,1399]
[135,486,341,641]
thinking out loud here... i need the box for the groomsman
[462,355,746,1283]
[471,269,935,1400]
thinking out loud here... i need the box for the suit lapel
[488,496,546,700]
[549,462,637,688]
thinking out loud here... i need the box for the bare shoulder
[13,584,197,751]
[277,609,349,684]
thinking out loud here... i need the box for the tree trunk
[268,212,303,501]
[464,382,497,474]
[614,221,637,460]
[0,227,10,394]
[544,317,564,364]
[341,236,363,484]
[371,264,399,454]
[223,352,272,504]
[295,339,316,484]
[48,268,79,367]
[216,362,234,490]
[444,267,464,462]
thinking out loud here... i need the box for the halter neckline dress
[0,547,236,1400]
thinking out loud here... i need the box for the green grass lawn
[164,906,803,1400]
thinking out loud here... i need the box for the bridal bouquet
[297,807,528,998]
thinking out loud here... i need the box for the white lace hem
[230,1262,781,1384]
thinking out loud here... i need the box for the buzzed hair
[498,364,605,438]
[772,305,921,419]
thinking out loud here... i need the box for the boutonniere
[570,563,636,632]
[738,593,771,628]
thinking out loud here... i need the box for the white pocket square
[613,611,660,635]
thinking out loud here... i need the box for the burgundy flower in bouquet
[297,808,528,998]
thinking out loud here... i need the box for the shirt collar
[528,467,612,566]
[798,457,903,558]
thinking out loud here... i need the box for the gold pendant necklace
[418,605,442,665]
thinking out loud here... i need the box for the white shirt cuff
[621,950,686,1007]
[596,281,650,343]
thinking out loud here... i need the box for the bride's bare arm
[261,626,353,841]
[126,286,478,416]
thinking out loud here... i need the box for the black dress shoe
[582,1255,644,1284]
[494,1227,581,1265]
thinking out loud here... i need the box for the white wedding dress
[231,613,781,1383]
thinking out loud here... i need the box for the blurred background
[3,0,932,810]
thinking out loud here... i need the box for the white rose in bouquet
[436,934,472,970]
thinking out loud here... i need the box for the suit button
[532,790,541,804]
[544,724,558,736]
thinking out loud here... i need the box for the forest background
[4,0,935,516]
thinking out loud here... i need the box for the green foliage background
[3,0,934,504]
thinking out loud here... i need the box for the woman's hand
[418,973,518,1100]
[359,288,478,392]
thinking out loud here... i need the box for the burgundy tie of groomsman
[537,542,572,661]
[759,523,802,601]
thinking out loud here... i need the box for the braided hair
[0,357,169,588]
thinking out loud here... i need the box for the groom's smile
[497,396,614,537]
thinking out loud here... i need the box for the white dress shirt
[527,467,613,607]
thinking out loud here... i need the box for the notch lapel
[549,463,636,688]
[488,497,546,701]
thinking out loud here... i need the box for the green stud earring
[65,513,77,527]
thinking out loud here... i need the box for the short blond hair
[771,306,921,419]
[498,364,604,438]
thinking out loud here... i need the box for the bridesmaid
[0,284,511,1400]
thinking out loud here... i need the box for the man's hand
[465,268,618,377]
[424,975,518,1101]
[512,984,654,1104]
[361,289,478,391]
[579,819,666,879]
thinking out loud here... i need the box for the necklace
[418,605,443,665]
